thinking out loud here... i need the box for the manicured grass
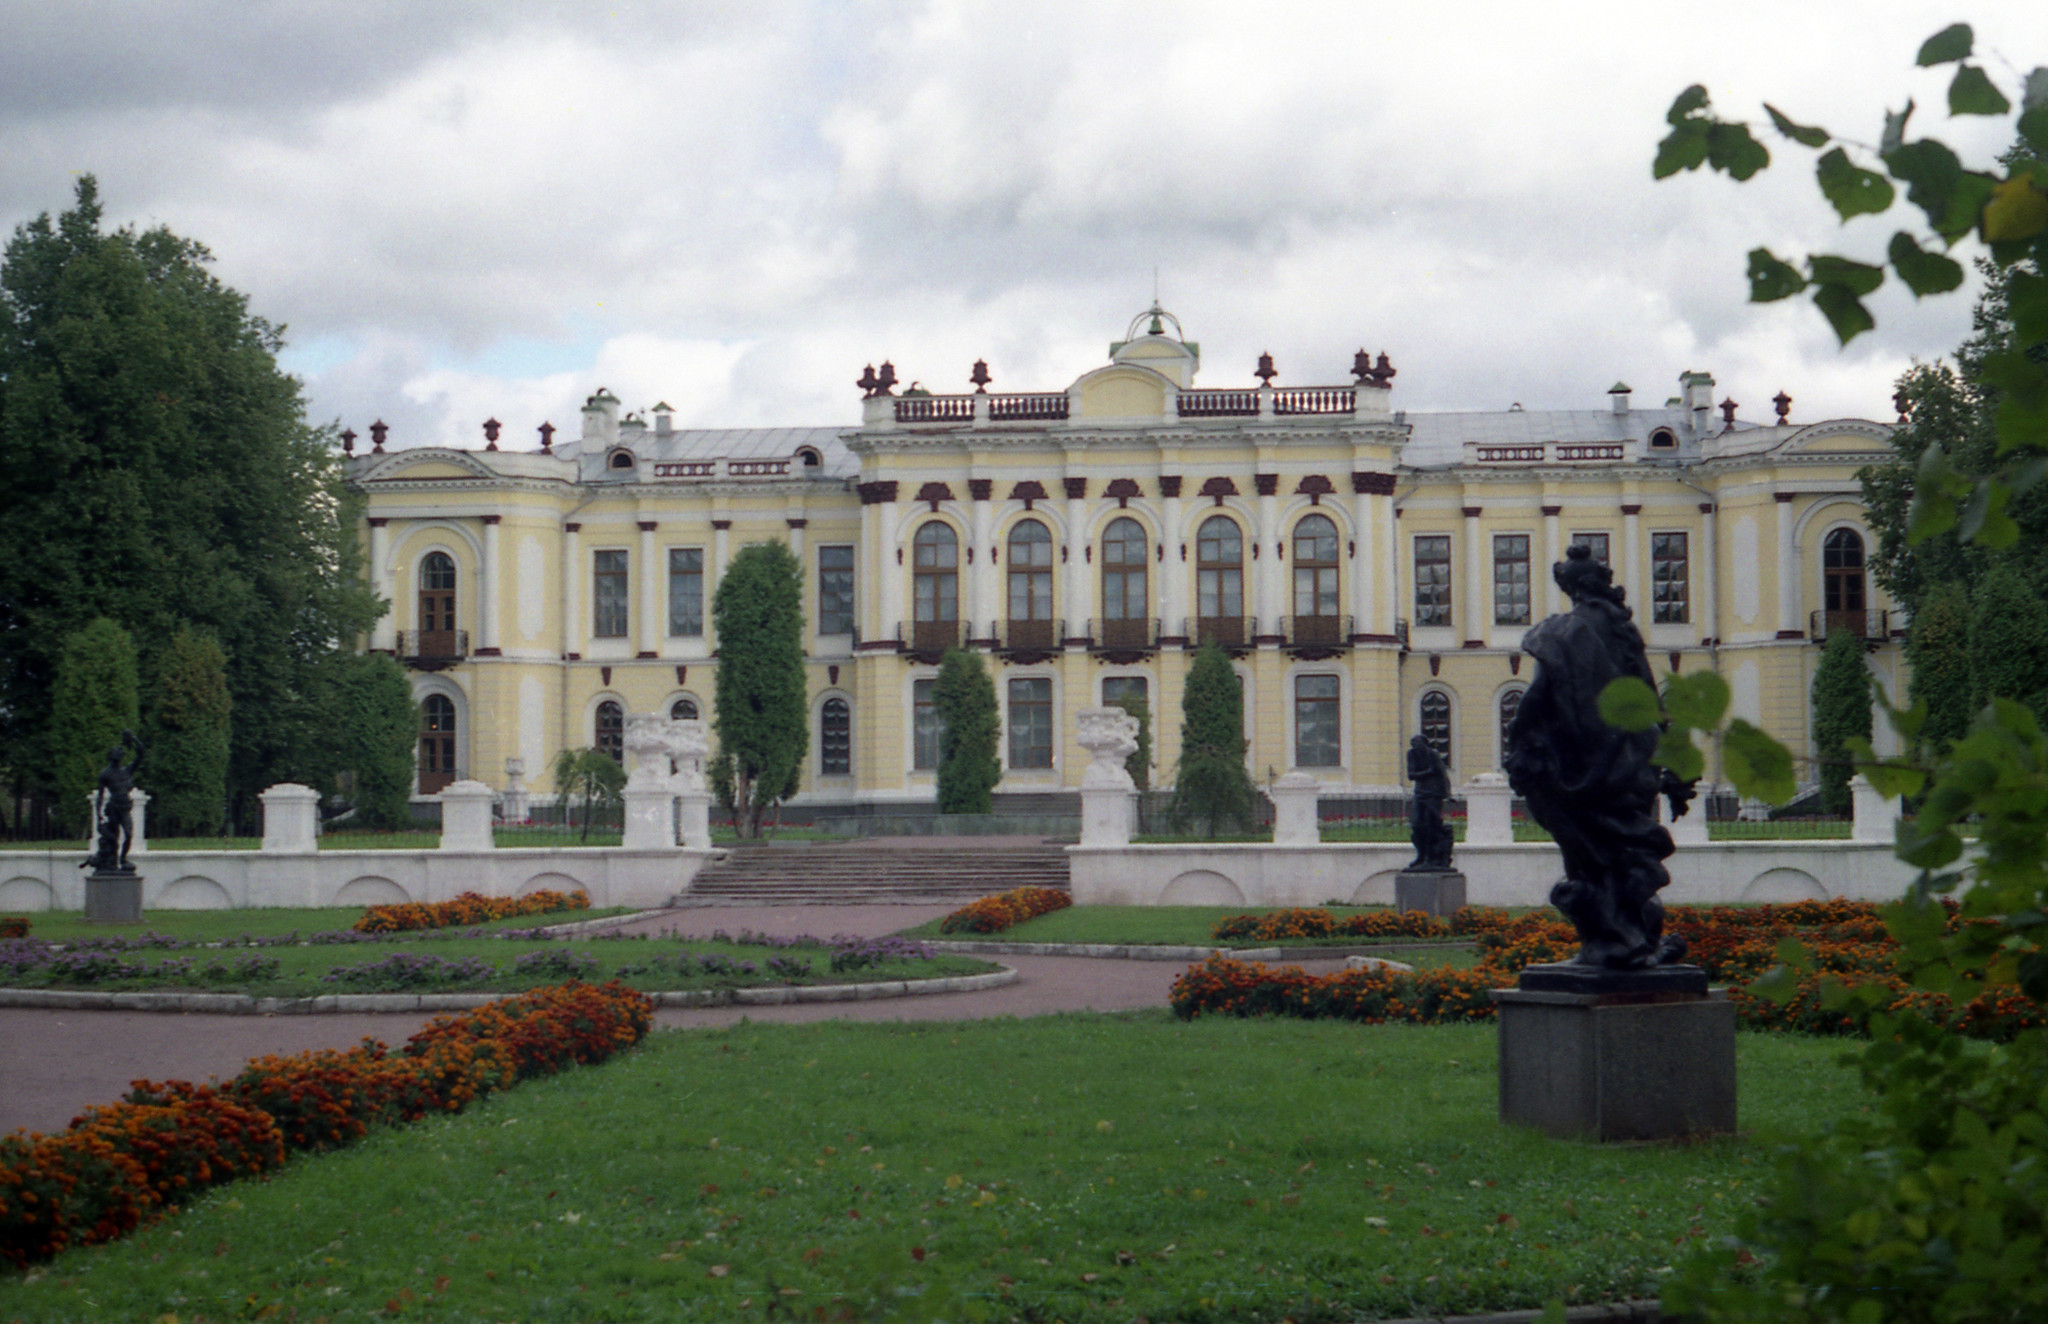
[13,906,623,944]
[0,1014,1862,1322]
[902,905,1481,950]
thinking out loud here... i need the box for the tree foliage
[146,626,231,836]
[0,177,382,819]
[1170,644,1255,837]
[1810,626,1873,815]
[551,747,625,844]
[325,653,418,831]
[49,618,138,837]
[1905,580,1976,754]
[933,648,1000,814]
[710,541,807,838]
[1965,560,2048,724]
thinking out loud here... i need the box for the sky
[3,1,2043,452]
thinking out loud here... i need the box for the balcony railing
[988,392,1069,420]
[1281,614,1353,652]
[890,392,1071,423]
[1272,387,1355,415]
[1178,389,1259,417]
[1185,615,1255,649]
[397,629,468,670]
[894,395,975,423]
[994,617,1063,655]
[1089,616,1159,655]
[904,618,964,660]
[1810,609,1890,642]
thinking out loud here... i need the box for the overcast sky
[4,2,2043,451]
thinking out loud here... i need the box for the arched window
[912,522,959,653]
[609,450,635,470]
[821,697,851,775]
[595,700,624,762]
[418,552,456,633]
[1100,517,1150,649]
[1498,688,1524,769]
[1419,690,1452,768]
[670,697,699,722]
[1006,519,1055,649]
[1823,528,1867,637]
[418,693,457,795]
[1196,516,1245,647]
[1291,514,1341,644]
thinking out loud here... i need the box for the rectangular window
[1008,677,1053,769]
[913,679,941,771]
[593,549,629,638]
[668,547,703,637]
[1294,674,1342,767]
[1102,676,1148,708]
[1493,534,1531,625]
[1570,532,1610,566]
[1413,535,1452,627]
[818,545,855,636]
[1651,532,1690,624]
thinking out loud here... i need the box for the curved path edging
[925,939,1470,961]
[0,966,1017,1016]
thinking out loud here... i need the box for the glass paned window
[418,694,457,793]
[1493,534,1531,625]
[670,698,699,721]
[818,545,855,636]
[668,547,703,636]
[1413,536,1452,627]
[1651,532,1689,624]
[418,553,457,633]
[1824,529,1866,613]
[821,697,851,775]
[1102,676,1148,707]
[1419,690,1451,766]
[913,679,941,771]
[1101,518,1148,620]
[595,700,624,762]
[593,550,629,638]
[1007,520,1055,620]
[1008,677,1053,769]
[1294,674,1341,767]
[913,524,958,622]
[1570,533,1610,566]
[1292,514,1340,618]
[1499,688,1524,767]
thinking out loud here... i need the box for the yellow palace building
[344,306,1904,811]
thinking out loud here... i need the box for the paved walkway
[0,905,1346,1137]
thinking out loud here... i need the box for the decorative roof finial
[369,420,388,453]
[537,421,555,453]
[339,428,356,455]
[1254,352,1277,386]
[875,362,898,395]
[857,364,879,397]
[1773,390,1792,424]
[482,417,501,450]
[1719,397,1738,429]
[1893,386,1911,423]
[1352,349,1373,384]
[969,359,991,393]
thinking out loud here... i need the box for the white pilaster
[1463,506,1485,645]
[562,523,582,656]
[1776,494,1799,636]
[1065,491,1089,638]
[878,504,904,641]
[970,493,995,637]
[369,520,395,651]
[1623,503,1642,615]
[1257,489,1282,634]
[1379,493,1399,637]
[639,521,660,655]
[1697,502,1718,641]
[1351,486,1374,637]
[711,519,732,648]
[1542,505,1562,617]
[1160,488,1185,635]
[479,516,501,652]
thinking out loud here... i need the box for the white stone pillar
[1463,504,1485,645]
[1663,789,1710,846]
[479,515,502,653]
[259,783,321,854]
[1270,771,1321,845]
[369,518,395,651]
[877,503,904,644]
[438,780,497,851]
[1064,486,1090,641]
[1697,502,1719,643]
[1851,773,1900,844]
[676,789,712,850]
[562,522,583,656]
[1622,502,1642,616]
[970,492,995,639]
[1776,493,1799,636]
[638,520,661,656]
[1160,485,1185,637]
[1462,772,1512,846]
[710,519,732,648]
[1350,483,1374,638]
[1542,504,1562,617]
[500,757,529,822]
[1379,491,1399,637]
[1257,486,1283,636]
[622,784,678,850]
[130,789,149,856]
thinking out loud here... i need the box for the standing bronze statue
[1505,546,1696,970]
[81,730,146,874]
[1404,734,1454,871]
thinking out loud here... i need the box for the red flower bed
[0,981,651,1269]
[0,918,29,939]
[352,888,590,934]
[938,887,1072,935]
[1212,908,1452,941]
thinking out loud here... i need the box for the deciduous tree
[710,541,807,837]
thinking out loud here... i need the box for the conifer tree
[1810,626,1872,815]
[50,618,139,837]
[1905,581,1975,756]
[327,653,418,830]
[147,627,231,836]
[933,648,1000,814]
[1968,562,2048,726]
[1170,643,1255,836]
[710,542,807,837]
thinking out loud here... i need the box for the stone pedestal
[1395,869,1466,918]
[500,757,530,823]
[1270,771,1321,845]
[622,784,679,850]
[1078,783,1136,847]
[1493,971,1736,1142]
[438,780,497,851]
[1462,773,1512,846]
[259,783,320,854]
[85,869,143,924]
[1075,706,1141,847]
[676,788,713,850]
[1851,773,1900,844]
[1661,788,1709,846]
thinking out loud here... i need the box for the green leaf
[1666,84,1709,124]
[1873,687,1927,740]
[1747,964,1801,1005]
[1746,248,1806,302]
[1982,175,2048,243]
[1956,478,2017,548]
[2021,106,2048,156]
[1653,727,1705,783]
[1707,122,1770,181]
[1982,351,2048,455]
[1764,103,1829,148]
[1817,148,1895,218]
[1906,487,1958,541]
[1916,23,1972,66]
[2007,273,2048,349]
[1663,671,1731,730]
[1653,121,1710,178]
[1808,254,1885,295]
[1912,960,1955,993]
[1774,935,1813,972]
[1896,820,1963,869]
[1724,718,1796,804]
[1887,231,1965,296]
[1598,675,1662,732]
[1947,65,2010,116]
[1883,138,1993,239]
[1881,101,1914,155]
[1812,282,1876,344]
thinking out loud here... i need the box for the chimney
[1609,382,1631,416]
[580,387,620,447]
[653,401,673,437]
[1680,370,1715,430]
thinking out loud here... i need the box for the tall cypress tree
[1906,581,1975,756]
[327,653,418,830]
[147,626,231,836]
[1811,626,1872,816]
[1170,643,1255,836]
[1968,563,2048,727]
[933,648,1000,814]
[50,618,139,836]
[710,541,807,837]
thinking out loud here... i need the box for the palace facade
[344,306,1904,808]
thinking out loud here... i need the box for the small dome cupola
[1107,300,1200,387]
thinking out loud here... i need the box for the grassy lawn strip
[904,904,1487,950]
[0,928,996,999]
[0,1014,1858,1322]
[13,906,635,945]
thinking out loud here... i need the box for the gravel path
[0,905,1344,1137]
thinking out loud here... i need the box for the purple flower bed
[322,952,500,989]
[828,935,934,973]
[513,948,598,979]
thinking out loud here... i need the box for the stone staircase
[676,840,1071,906]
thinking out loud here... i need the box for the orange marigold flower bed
[938,887,1072,935]
[352,888,590,934]
[0,981,651,1269]
[1211,908,1452,942]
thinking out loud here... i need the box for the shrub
[938,887,1072,935]
[353,888,589,934]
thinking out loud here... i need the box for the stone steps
[679,844,1070,906]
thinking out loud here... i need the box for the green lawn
[14,906,626,944]
[902,905,1483,951]
[0,829,631,851]
[0,1015,1860,1322]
